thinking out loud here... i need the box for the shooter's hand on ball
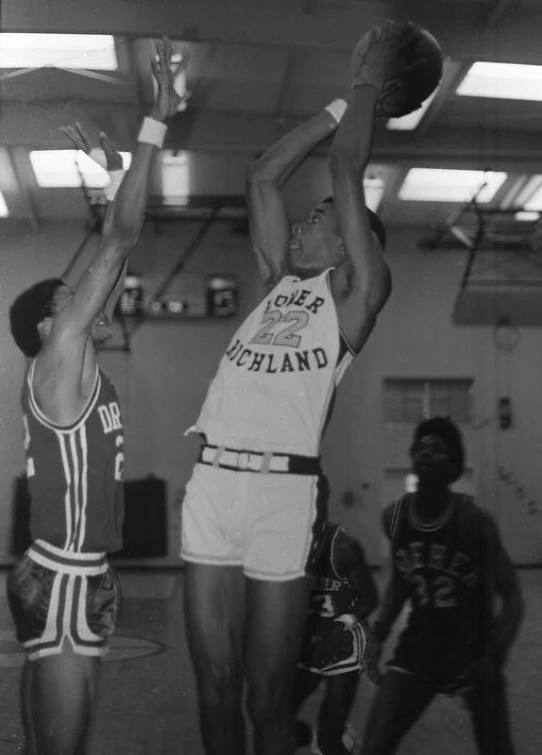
[352,21,420,117]
[352,21,417,89]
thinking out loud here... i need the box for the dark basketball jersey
[306,523,359,621]
[387,493,492,656]
[21,362,125,553]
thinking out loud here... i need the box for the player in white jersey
[181,28,407,755]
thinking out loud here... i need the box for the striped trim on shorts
[7,540,120,661]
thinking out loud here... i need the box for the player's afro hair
[9,278,65,358]
[410,416,466,482]
[322,196,386,250]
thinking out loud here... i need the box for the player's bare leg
[317,672,360,754]
[463,666,516,755]
[30,642,100,755]
[360,671,436,755]
[292,667,323,747]
[19,661,38,755]
[184,563,247,755]
[245,576,310,755]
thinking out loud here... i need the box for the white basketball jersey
[192,269,354,455]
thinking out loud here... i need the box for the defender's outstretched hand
[60,123,123,172]
[151,36,183,122]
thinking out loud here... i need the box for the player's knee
[360,738,388,755]
[360,719,395,755]
[246,676,290,726]
[197,662,243,709]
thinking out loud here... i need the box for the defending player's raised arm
[62,125,128,322]
[246,109,339,288]
[48,38,179,352]
[482,513,525,666]
[337,535,379,621]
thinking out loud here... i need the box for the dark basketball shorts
[388,626,484,691]
[298,618,368,676]
[7,539,120,662]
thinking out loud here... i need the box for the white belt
[200,445,289,473]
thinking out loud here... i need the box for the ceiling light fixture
[0,33,118,71]
[398,168,507,203]
[30,150,131,188]
[457,61,542,101]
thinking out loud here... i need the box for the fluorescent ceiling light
[398,168,507,203]
[457,61,542,101]
[363,174,385,212]
[30,150,131,188]
[387,89,439,131]
[161,151,190,198]
[0,33,118,70]
[514,175,542,211]
[515,210,540,222]
[0,191,8,217]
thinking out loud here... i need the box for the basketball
[351,21,443,118]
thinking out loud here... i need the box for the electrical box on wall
[117,273,239,320]
[119,273,145,317]
[206,274,238,317]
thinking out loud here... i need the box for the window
[160,151,190,200]
[384,378,472,424]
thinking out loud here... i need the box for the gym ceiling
[2,0,542,233]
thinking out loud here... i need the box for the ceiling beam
[3,0,542,62]
[484,0,516,27]
[3,101,542,171]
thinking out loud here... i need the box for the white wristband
[324,98,348,124]
[104,170,125,201]
[335,613,358,630]
[137,117,167,148]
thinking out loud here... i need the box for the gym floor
[0,569,540,755]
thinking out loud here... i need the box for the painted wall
[1,220,541,565]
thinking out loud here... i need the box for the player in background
[180,24,419,755]
[6,38,180,755]
[294,476,379,755]
[361,416,525,755]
